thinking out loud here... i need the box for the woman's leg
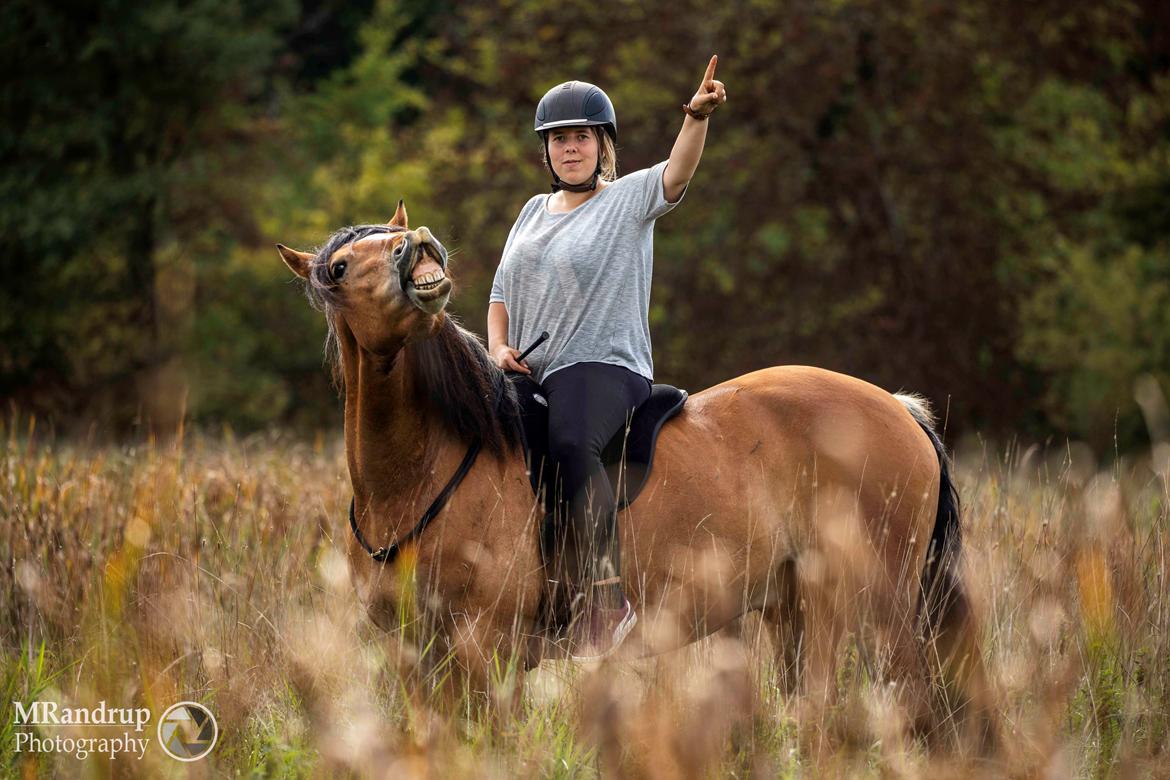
[542,362,651,608]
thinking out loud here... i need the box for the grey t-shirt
[489,160,685,384]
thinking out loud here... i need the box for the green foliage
[1070,631,1126,777]
[1,0,297,429]
[1002,72,1170,449]
[230,688,318,778]
[1018,243,1170,447]
[1,641,62,776]
[260,0,1170,448]
[4,0,1170,447]
[188,246,336,429]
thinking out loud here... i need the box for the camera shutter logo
[157,701,218,761]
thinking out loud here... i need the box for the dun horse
[277,204,992,741]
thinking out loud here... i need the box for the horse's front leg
[425,605,532,722]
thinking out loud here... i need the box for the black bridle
[347,331,549,565]
[348,440,485,564]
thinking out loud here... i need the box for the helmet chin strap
[553,167,601,193]
[545,134,602,193]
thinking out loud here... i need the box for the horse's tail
[892,393,966,640]
[896,392,999,749]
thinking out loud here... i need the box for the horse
[276,203,994,745]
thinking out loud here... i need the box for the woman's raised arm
[663,55,727,203]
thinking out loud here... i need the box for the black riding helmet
[534,81,617,193]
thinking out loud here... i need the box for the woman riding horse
[274,65,996,749]
[487,58,727,661]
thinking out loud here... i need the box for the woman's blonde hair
[541,126,618,183]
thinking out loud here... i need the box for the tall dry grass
[2,409,1168,777]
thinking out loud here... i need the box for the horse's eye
[330,261,347,281]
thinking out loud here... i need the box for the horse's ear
[389,200,409,229]
[276,244,314,280]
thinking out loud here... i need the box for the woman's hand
[687,55,727,117]
[492,344,531,374]
[665,55,725,202]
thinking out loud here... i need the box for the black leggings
[542,362,651,593]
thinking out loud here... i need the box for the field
[2,416,1168,778]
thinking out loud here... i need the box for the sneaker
[569,597,637,662]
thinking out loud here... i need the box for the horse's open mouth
[408,256,451,300]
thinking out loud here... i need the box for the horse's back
[688,365,912,422]
[638,364,940,557]
[674,364,935,476]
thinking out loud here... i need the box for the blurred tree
[1006,70,1170,448]
[0,0,296,431]
[282,0,1166,449]
[4,0,1168,450]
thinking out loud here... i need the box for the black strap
[349,438,483,564]
[348,371,508,565]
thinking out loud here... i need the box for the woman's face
[547,127,598,185]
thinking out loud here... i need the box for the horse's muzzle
[397,229,447,289]
[399,228,452,314]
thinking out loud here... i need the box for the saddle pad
[508,374,687,510]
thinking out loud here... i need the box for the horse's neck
[343,342,457,511]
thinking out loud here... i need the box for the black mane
[407,316,523,458]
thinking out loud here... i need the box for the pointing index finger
[703,55,718,85]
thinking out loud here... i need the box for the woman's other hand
[687,55,727,117]
[492,344,531,374]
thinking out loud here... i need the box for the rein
[348,369,509,565]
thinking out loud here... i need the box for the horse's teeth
[413,270,445,288]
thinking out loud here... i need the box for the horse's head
[276,202,452,358]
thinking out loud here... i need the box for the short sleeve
[642,159,687,221]
[489,263,506,305]
[488,198,534,305]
